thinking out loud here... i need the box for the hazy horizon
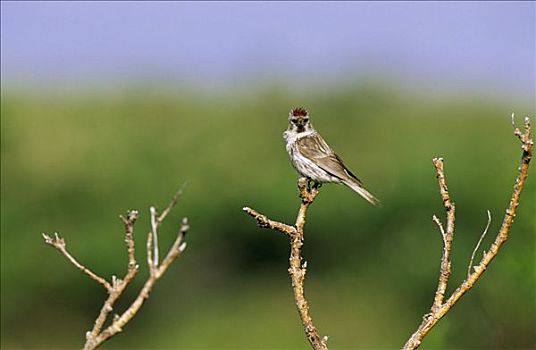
[1,1,534,102]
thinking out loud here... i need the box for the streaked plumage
[284,107,380,206]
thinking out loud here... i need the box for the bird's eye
[291,118,298,124]
[303,118,309,122]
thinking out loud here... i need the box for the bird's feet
[310,180,322,190]
[298,177,320,203]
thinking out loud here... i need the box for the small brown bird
[283,107,380,206]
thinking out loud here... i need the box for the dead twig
[243,177,328,350]
[403,116,532,349]
[43,187,189,350]
[42,232,113,292]
[467,210,491,279]
[430,158,455,313]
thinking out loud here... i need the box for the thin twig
[431,215,445,239]
[242,207,295,235]
[431,158,455,313]
[148,185,186,275]
[150,206,159,268]
[403,116,532,350]
[147,219,154,274]
[158,218,189,277]
[467,210,491,278]
[42,233,112,292]
[158,182,187,223]
[120,210,139,272]
[243,177,328,350]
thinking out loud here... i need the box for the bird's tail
[343,179,381,206]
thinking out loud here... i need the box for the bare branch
[242,207,295,235]
[431,215,446,239]
[42,233,112,292]
[147,184,186,275]
[158,182,187,223]
[43,187,189,350]
[150,206,159,268]
[87,277,122,343]
[431,158,455,313]
[403,116,532,350]
[467,210,491,278]
[243,177,328,350]
[91,217,189,347]
[86,210,142,341]
[158,217,189,277]
[120,210,140,277]
[146,219,154,274]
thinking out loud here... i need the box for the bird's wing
[296,133,362,183]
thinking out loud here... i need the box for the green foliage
[1,83,534,349]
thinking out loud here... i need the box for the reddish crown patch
[291,107,308,117]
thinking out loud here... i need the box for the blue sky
[1,1,534,100]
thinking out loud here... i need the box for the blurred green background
[1,83,534,349]
[1,2,535,349]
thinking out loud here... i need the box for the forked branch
[403,116,533,349]
[43,187,189,350]
[243,177,329,350]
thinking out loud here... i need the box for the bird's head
[288,107,313,133]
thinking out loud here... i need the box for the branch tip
[180,217,190,233]
[42,232,53,244]
[120,210,139,224]
[158,182,187,222]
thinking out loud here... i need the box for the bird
[283,107,380,206]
